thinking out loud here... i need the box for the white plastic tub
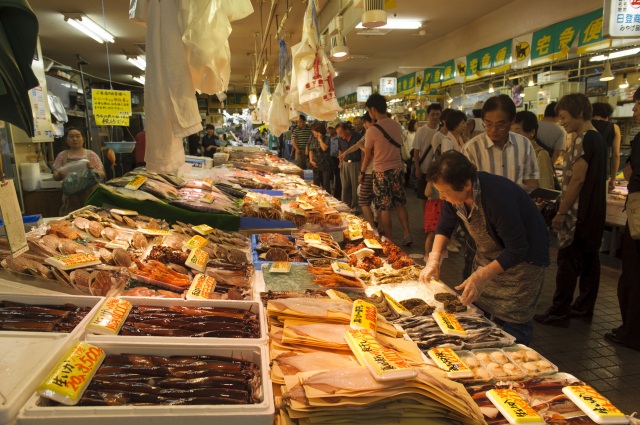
[0,294,103,425]
[85,297,267,346]
[17,344,274,425]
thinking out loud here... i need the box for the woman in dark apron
[420,151,550,344]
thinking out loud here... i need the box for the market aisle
[390,189,639,414]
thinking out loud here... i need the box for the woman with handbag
[53,127,105,216]
[605,88,640,351]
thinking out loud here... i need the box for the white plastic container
[17,344,274,425]
[185,155,214,169]
[0,294,102,425]
[85,297,267,346]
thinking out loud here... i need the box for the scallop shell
[98,248,114,265]
[2,256,36,274]
[102,227,118,241]
[110,211,123,222]
[227,248,247,264]
[131,232,148,249]
[51,268,71,287]
[70,269,91,287]
[112,248,132,267]
[40,234,62,251]
[59,239,86,255]
[72,217,91,231]
[123,215,137,228]
[88,221,105,238]
[89,270,113,296]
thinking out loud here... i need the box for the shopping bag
[257,83,271,124]
[61,168,101,196]
[268,82,289,136]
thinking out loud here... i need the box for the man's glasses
[483,120,510,130]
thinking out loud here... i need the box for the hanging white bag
[268,82,289,136]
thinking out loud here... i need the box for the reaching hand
[419,251,442,283]
[455,265,490,305]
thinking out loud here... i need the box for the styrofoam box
[17,344,274,425]
[85,297,267,346]
[0,294,103,425]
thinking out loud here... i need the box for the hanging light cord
[100,0,113,90]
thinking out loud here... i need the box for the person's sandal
[401,236,413,246]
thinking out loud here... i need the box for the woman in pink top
[53,127,105,216]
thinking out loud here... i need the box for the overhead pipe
[254,0,279,86]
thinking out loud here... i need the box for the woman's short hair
[425,151,477,191]
[445,110,467,132]
[311,121,326,135]
[407,119,418,132]
[556,93,592,121]
[591,102,614,119]
[514,110,539,134]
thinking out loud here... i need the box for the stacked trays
[0,294,102,425]
[17,344,273,425]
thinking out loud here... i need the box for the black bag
[541,200,558,227]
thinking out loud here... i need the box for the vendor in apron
[420,151,550,344]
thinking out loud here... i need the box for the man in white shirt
[414,103,442,211]
[362,94,412,246]
[462,94,540,188]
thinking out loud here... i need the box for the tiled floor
[383,186,640,415]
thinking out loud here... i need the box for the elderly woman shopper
[420,151,550,344]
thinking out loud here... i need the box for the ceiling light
[488,82,495,93]
[356,19,421,29]
[127,55,146,71]
[132,75,145,85]
[600,61,614,82]
[528,75,535,86]
[620,73,629,89]
[361,0,387,28]
[519,91,526,97]
[249,88,258,105]
[64,14,114,43]
[330,34,349,61]
[445,91,453,104]
[590,47,640,62]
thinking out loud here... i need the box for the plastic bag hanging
[278,38,291,82]
[268,82,289,136]
[257,80,271,123]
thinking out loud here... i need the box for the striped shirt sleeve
[522,138,540,180]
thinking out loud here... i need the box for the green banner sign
[532,9,605,61]
[439,60,456,87]
[397,73,416,95]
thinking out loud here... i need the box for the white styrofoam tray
[85,297,267,346]
[17,343,274,425]
[0,294,103,425]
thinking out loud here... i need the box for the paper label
[37,342,105,405]
[185,235,209,250]
[45,253,101,270]
[201,192,215,204]
[427,348,474,378]
[304,233,322,244]
[306,189,318,197]
[192,224,214,235]
[105,239,130,250]
[86,297,132,335]
[364,238,383,249]
[186,273,217,300]
[332,261,356,277]
[125,175,146,190]
[0,180,28,257]
[379,291,412,317]
[344,328,416,381]
[299,202,314,210]
[562,386,627,424]
[326,289,353,302]
[202,178,214,188]
[270,261,291,273]
[257,199,272,209]
[111,209,138,216]
[350,299,377,335]
[432,311,467,336]
[137,228,172,236]
[347,227,363,241]
[245,192,257,200]
[486,389,545,424]
[185,248,209,273]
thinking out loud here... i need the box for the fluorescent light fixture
[600,61,614,82]
[132,75,145,85]
[356,19,421,30]
[64,14,114,43]
[590,47,640,62]
[620,73,629,89]
[127,56,146,71]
